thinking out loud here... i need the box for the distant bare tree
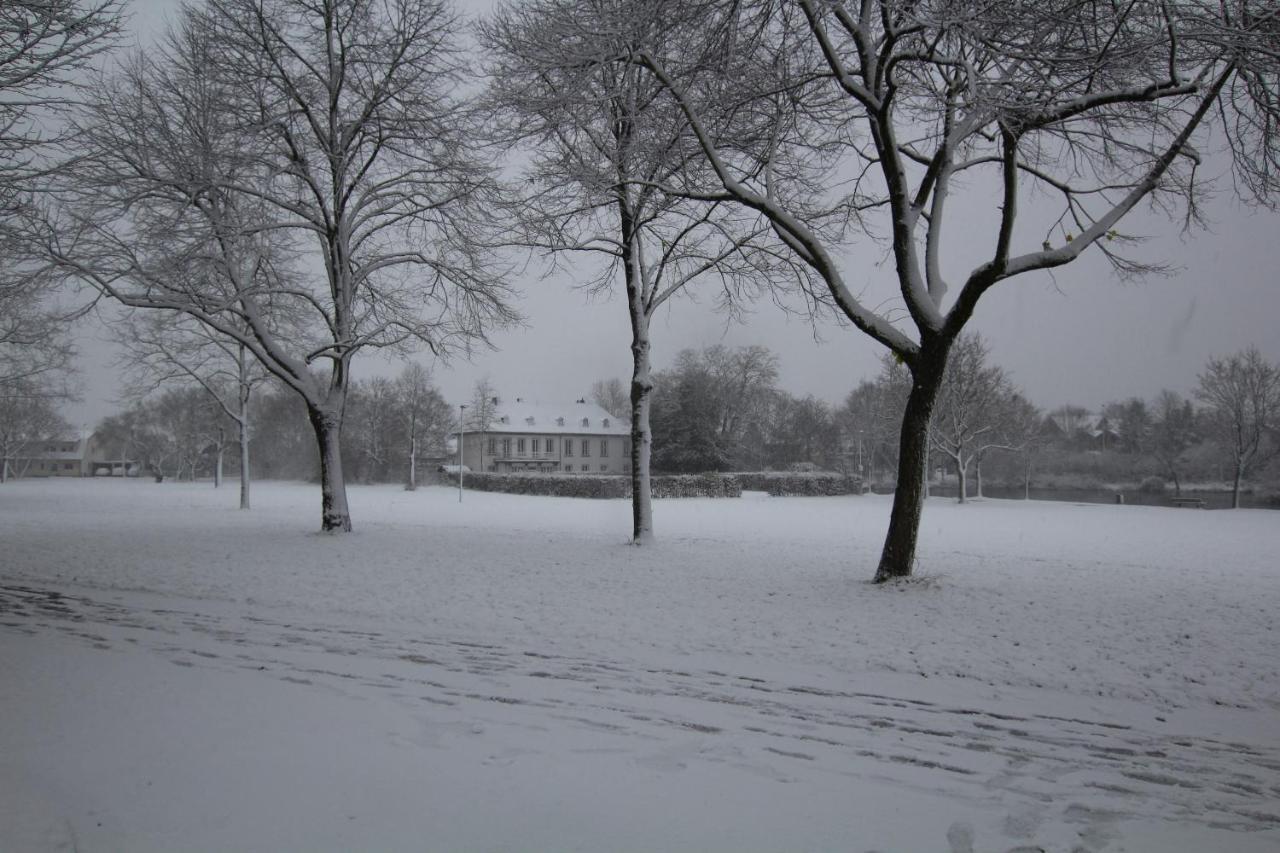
[929,334,1014,503]
[1149,390,1199,496]
[481,0,814,544]
[590,378,630,422]
[1195,347,1279,508]
[467,378,500,432]
[626,0,1280,579]
[397,363,449,490]
[117,312,269,508]
[36,0,516,531]
[0,379,69,481]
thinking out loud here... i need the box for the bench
[1170,496,1206,509]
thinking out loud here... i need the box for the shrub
[440,471,741,499]
[1138,475,1168,494]
[736,471,862,497]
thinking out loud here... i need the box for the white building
[459,399,630,474]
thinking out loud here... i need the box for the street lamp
[458,403,467,503]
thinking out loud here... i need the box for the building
[459,399,630,474]
[2,432,139,479]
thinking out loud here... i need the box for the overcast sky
[62,0,1280,427]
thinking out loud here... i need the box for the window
[581,417,589,427]
[581,464,589,472]
[581,439,590,457]
[556,417,565,427]
[516,438,526,454]
[487,437,496,454]
[564,439,573,457]
[602,418,610,428]
[600,465,608,472]
[502,438,511,457]
[64,462,74,471]
[600,439,608,457]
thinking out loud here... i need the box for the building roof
[472,399,629,436]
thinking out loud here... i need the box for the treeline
[95,365,454,487]
[595,339,1279,507]
[49,333,1279,511]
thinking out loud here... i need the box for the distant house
[459,398,630,474]
[4,432,139,478]
[1043,410,1122,451]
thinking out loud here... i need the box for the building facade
[3,433,139,479]
[459,399,630,474]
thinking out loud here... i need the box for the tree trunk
[975,457,984,499]
[629,317,655,545]
[214,442,224,488]
[956,457,968,504]
[876,351,947,582]
[307,405,352,532]
[407,431,417,491]
[1232,461,1243,509]
[238,416,251,511]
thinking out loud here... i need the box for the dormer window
[525,416,535,426]
[602,418,610,428]
[581,417,589,427]
[556,417,564,427]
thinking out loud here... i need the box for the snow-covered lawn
[2,478,1278,852]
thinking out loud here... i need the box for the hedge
[735,471,862,496]
[441,471,742,499]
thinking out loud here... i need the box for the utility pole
[458,403,467,503]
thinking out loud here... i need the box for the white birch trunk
[407,430,417,491]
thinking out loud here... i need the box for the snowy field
[1,478,1278,853]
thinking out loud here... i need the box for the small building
[3,432,139,478]
[459,398,630,474]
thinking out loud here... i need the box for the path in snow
[4,581,1278,852]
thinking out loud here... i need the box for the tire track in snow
[4,582,1279,848]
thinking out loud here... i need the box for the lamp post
[458,403,467,503]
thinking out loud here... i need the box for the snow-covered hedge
[736,471,862,497]
[442,472,742,499]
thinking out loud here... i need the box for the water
[920,484,1277,510]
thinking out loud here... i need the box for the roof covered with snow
[471,399,628,436]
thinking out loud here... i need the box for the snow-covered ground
[1,478,1278,852]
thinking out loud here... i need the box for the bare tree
[1,0,122,396]
[481,0,813,544]
[116,312,269,508]
[36,0,516,531]
[627,0,1280,579]
[1149,389,1198,497]
[928,333,1014,503]
[1195,347,1279,508]
[589,378,630,422]
[0,379,69,481]
[397,363,449,490]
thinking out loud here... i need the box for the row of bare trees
[93,362,453,489]
[479,0,1280,580]
[5,0,1279,579]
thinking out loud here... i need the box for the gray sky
[62,0,1280,427]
